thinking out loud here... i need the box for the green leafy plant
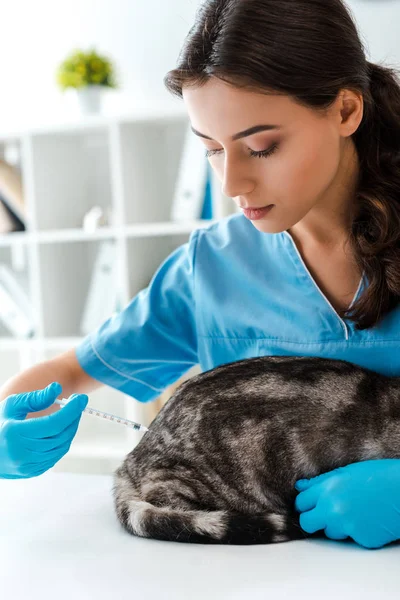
[56,48,118,90]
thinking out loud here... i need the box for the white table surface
[0,471,399,600]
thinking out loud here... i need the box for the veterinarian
[1,0,400,550]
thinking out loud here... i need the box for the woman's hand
[294,459,400,549]
[0,382,88,479]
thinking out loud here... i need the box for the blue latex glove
[294,459,400,549]
[0,382,88,479]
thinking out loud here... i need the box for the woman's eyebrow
[190,124,282,141]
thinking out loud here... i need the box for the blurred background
[0,0,399,475]
[0,0,201,127]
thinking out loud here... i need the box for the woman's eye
[205,144,279,159]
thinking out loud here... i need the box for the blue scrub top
[75,212,400,402]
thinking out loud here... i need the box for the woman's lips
[242,204,274,221]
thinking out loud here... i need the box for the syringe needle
[54,398,149,433]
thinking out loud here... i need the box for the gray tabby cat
[113,355,399,544]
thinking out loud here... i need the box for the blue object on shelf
[200,162,213,220]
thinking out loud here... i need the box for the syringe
[54,398,149,433]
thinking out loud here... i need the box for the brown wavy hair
[163,0,400,330]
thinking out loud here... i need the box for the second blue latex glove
[294,459,400,549]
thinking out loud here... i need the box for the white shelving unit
[0,104,237,475]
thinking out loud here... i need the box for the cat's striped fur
[113,355,400,544]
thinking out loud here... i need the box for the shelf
[127,233,190,297]
[38,240,122,337]
[31,128,113,231]
[0,108,236,474]
[33,227,118,244]
[124,219,217,237]
[0,232,30,247]
[0,104,187,140]
[119,119,188,224]
[0,220,217,246]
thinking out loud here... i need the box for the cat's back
[151,355,384,432]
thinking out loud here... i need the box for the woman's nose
[221,161,254,199]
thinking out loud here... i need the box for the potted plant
[56,48,118,115]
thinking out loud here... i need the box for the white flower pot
[76,85,104,115]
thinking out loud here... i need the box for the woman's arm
[0,348,102,419]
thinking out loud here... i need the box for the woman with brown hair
[162,0,400,548]
[1,0,400,549]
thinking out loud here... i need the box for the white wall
[349,0,400,65]
[0,0,399,130]
[0,0,200,128]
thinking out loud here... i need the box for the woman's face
[182,78,362,236]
